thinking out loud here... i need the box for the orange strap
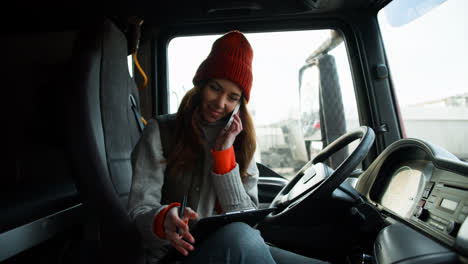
[133,51,148,92]
[154,202,180,239]
[211,146,236,174]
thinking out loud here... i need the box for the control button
[435,216,448,225]
[422,190,429,199]
[415,207,429,220]
[427,181,435,189]
[420,200,426,207]
[422,182,435,199]
[429,220,444,230]
[446,221,461,236]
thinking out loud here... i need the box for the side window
[167,30,359,179]
[378,0,468,161]
[127,54,134,78]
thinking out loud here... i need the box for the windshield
[378,0,468,161]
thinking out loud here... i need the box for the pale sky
[378,0,468,106]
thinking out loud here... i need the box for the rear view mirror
[383,0,448,27]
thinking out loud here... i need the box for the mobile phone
[222,104,240,135]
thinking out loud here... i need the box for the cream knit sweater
[127,117,259,263]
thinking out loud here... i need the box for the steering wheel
[265,126,375,223]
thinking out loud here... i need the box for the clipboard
[190,207,276,242]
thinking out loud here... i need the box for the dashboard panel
[377,160,429,218]
[355,138,468,260]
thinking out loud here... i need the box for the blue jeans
[183,222,328,264]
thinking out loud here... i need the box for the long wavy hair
[166,83,256,182]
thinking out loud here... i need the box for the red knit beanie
[193,31,253,102]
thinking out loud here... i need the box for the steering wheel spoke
[266,126,375,223]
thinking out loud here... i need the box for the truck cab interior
[3,0,468,263]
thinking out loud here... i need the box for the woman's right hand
[214,112,243,151]
[164,206,198,256]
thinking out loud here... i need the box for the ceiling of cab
[5,0,387,32]
[136,0,383,25]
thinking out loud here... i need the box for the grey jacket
[127,115,259,263]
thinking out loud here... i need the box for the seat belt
[130,94,145,132]
[128,17,147,132]
[128,17,148,92]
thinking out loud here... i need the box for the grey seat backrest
[67,17,144,263]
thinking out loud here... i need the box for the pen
[177,195,187,236]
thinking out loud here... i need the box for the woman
[128,31,327,264]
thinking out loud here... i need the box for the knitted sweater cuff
[211,145,236,174]
[153,202,180,239]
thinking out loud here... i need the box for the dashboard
[377,160,429,218]
[355,138,468,262]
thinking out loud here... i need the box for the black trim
[350,12,402,153]
[0,204,83,262]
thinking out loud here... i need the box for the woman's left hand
[214,113,243,151]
